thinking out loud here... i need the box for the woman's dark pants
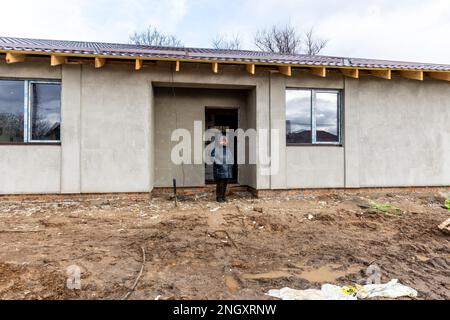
[216,179,228,202]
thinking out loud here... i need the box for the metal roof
[1,36,450,71]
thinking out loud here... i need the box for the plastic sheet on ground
[267,280,418,300]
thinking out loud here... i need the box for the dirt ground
[0,190,449,300]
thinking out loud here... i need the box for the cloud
[316,0,450,63]
[209,0,450,63]
[0,0,188,43]
[0,0,449,64]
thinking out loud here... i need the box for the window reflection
[316,92,339,142]
[286,89,341,145]
[31,83,61,141]
[286,90,312,144]
[0,80,24,143]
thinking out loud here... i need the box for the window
[0,80,24,143]
[30,82,61,141]
[286,88,341,145]
[0,79,61,144]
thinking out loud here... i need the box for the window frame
[27,80,62,144]
[0,78,61,145]
[286,88,343,146]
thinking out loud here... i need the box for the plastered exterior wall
[79,66,151,193]
[0,61,62,194]
[268,70,346,189]
[0,59,449,194]
[350,76,450,187]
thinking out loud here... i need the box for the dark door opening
[205,108,238,184]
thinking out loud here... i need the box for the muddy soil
[0,191,448,300]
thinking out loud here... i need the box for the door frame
[205,107,239,184]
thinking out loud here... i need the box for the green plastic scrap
[445,199,450,210]
[368,201,401,213]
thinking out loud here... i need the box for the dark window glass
[286,89,312,144]
[0,80,24,142]
[31,83,61,141]
[316,92,339,142]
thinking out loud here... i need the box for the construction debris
[267,280,418,300]
[267,285,356,300]
[438,218,450,235]
[444,199,450,210]
[357,279,418,299]
[253,207,264,213]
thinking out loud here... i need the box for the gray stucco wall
[352,77,450,187]
[79,66,151,193]
[0,61,62,194]
[0,59,449,194]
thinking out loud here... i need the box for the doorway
[205,108,238,184]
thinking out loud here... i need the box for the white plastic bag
[267,279,417,300]
[267,285,356,300]
[267,288,325,300]
[357,279,418,299]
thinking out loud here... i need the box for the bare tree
[129,26,184,47]
[211,34,242,50]
[0,112,24,141]
[254,24,328,55]
[254,24,302,54]
[304,28,328,55]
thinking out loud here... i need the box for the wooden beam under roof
[135,59,143,71]
[95,57,106,68]
[246,64,255,75]
[341,68,359,79]
[5,52,26,64]
[427,71,450,81]
[310,67,327,78]
[398,70,423,81]
[175,61,181,72]
[370,69,391,80]
[278,65,292,76]
[212,62,219,74]
[50,55,66,66]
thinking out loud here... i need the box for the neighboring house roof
[1,36,450,72]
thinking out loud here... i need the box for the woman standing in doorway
[211,135,234,203]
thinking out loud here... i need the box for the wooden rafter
[6,48,450,83]
[398,70,423,81]
[50,55,66,66]
[246,64,255,75]
[212,62,219,74]
[95,57,106,68]
[5,52,26,64]
[135,59,143,71]
[311,67,327,78]
[341,68,359,79]
[370,69,391,80]
[278,65,292,76]
[427,72,450,81]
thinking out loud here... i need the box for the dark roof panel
[1,36,450,71]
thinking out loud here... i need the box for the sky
[1,0,450,64]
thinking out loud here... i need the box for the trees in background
[129,26,184,47]
[303,28,328,55]
[211,34,242,50]
[254,24,301,54]
[129,25,328,55]
[254,25,327,55]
